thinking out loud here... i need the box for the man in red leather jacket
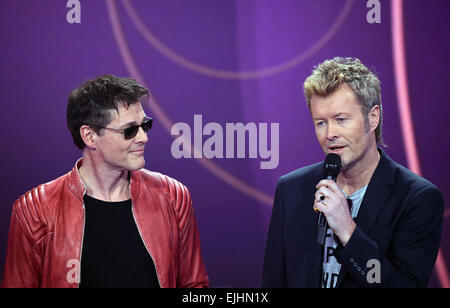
[1,75,209,288]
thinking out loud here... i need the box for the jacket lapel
[335,148,396,287]
[353,149,396,234]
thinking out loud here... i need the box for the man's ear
[80,125,97,149]
[369,105,380,132]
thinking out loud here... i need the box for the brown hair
[67,75,149,149]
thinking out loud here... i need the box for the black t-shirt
[79,195,160,288]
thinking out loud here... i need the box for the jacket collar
[66,158,87,201]
[66,158,141,201]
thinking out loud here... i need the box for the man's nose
[136,126,149,143]
[326,123,340,140]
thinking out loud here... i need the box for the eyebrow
[313,112,350,121]
[117,115,147,129]
[334,112,350,117]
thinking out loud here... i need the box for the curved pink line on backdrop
[391,0,449,288]
[122,0,354,79]
[106,0,273,206]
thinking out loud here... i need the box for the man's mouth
[129,149,145,154]
[328,145,347,153]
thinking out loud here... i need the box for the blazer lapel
[336,148,396,287]
[354,149,396,234]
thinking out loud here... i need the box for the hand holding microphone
[315,154,356,246]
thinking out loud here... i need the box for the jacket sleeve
[261,177,286,287]
[335,186,444,288]
[170,181,209,288]
[1,194,44,288]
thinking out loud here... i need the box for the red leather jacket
[1,159,209,288]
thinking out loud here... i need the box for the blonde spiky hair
[303,57,384,146]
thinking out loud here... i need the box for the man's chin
[127,157,146,171]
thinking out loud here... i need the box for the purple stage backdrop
[1,0,449,287]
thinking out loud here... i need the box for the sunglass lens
[142,118,153,132]
[124,126,140,139]
[123,118,153,139]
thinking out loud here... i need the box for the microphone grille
[324,153,341,177]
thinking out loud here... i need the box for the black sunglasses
[91,117,153,140]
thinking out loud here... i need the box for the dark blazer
[262,148,444,288]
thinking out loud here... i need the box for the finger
[313,199,324,212]
[314,199,328,213]
[315,186,333,202]
[314,190,325,202]
[315,179,333,189]
[318,182,347,200]
[316,179,340,193]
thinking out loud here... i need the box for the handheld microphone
[317,153,341,246]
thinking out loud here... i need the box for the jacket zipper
[76,162,87,289]
[77,202,86,288]
[131,204,162,288]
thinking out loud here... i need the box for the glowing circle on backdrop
[121,0,354,79]
[106,0,353,205]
